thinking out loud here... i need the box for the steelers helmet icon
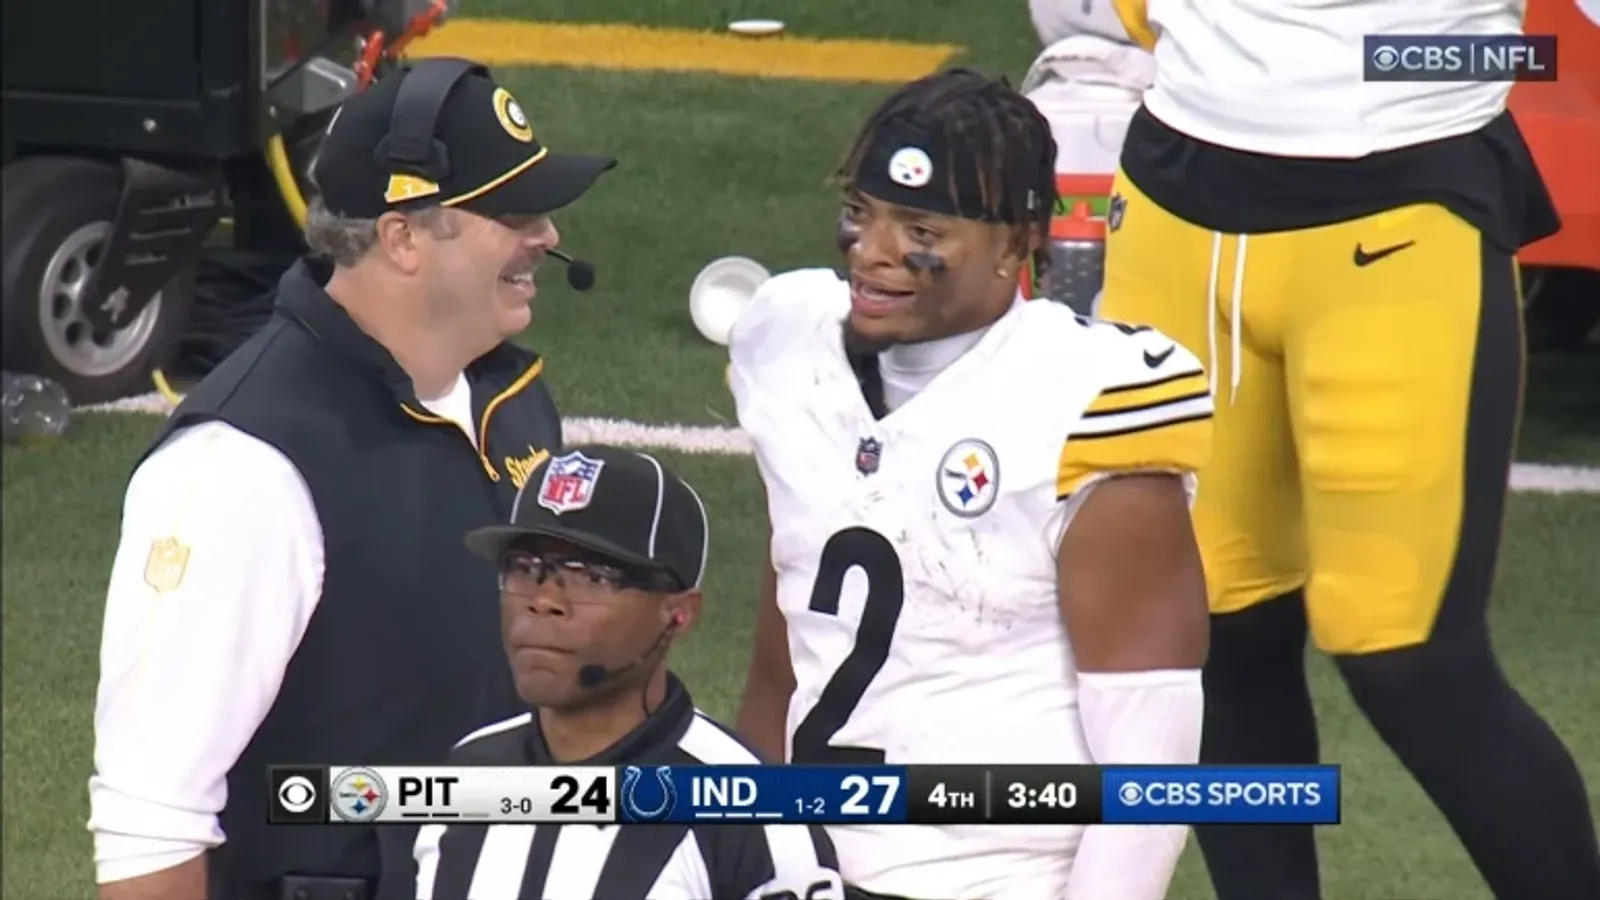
[330,767,389,823]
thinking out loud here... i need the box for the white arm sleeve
[1066,669,1204,900]
[89,422,324,883]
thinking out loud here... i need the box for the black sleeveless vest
[133,259,562,899]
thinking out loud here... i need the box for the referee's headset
[575,610,685,690]
[372,56,597,291]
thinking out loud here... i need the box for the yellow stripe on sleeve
[1057,412,1214,498]
[1112,0,1159,50]
[1084,368,1209,417]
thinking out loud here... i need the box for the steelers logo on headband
[493,87,534,143]
[857,115,1015,223]
[888,146,933,188]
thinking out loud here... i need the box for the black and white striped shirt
[415,676,841,900]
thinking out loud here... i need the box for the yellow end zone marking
[409,19,962,83]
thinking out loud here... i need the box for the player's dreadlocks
[836,68,1058,275]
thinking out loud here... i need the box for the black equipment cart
[1,0,447,402]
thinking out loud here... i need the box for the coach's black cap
[314,59,616,220]
[465,445,709,590]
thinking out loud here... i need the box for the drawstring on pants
[1205,232,1249,405]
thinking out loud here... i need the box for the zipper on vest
[399,358,546,483]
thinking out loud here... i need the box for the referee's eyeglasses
[498,549,683,597]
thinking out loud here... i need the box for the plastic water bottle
[1041,201,1106,316]
[2,371,72,446]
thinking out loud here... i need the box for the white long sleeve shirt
[88,375,475,884]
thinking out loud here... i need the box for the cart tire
[1,155,196,405]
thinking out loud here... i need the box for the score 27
[793,773,902,818]
[841,773,899,815]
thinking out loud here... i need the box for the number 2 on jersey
[790,527,905,765]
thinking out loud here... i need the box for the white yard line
[80,391,1600,494]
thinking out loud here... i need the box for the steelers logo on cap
[493,87,534,143]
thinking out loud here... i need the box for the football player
[1100,1,1600,898]
[730,68,1212,900]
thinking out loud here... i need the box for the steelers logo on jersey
[936,438,1000,517]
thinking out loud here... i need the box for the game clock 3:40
[1010,780,1077,810]
[993,765,1101,825]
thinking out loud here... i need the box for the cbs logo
[1370,43,1463,73]
[1116,781,1203,805]
[277,775,319,814]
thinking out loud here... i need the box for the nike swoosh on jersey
[1353,241,1415,266]
[1143,346,1176,368]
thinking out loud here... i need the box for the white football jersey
[727,269,1212,900]
[1113,0,1526,157]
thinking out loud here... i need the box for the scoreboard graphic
[269,764,1341,826]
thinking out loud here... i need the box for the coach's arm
[92,424,322,900]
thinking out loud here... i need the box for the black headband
[852,113,1038,224]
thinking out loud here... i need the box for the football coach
[88,59,614,900]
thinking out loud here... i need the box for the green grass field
[4,2,1600,897]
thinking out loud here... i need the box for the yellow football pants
[1100,171,1524,655]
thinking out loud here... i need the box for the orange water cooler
[1510,1,1600,271]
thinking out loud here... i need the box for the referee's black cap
[465,445,709,591]
[313,59,616,220]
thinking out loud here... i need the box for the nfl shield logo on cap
[537,451,606,515]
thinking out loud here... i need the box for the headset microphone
[576,617,680,689]
[575,662,614,689]
[548,248,596,292]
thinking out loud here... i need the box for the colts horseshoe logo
[492,87,534,143]
[621,765,677,822]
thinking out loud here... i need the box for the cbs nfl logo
[331,767,390,824]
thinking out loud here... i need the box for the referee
[89,60,613,900]
[430,445,842,899]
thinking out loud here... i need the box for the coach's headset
[372,57,596,291]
